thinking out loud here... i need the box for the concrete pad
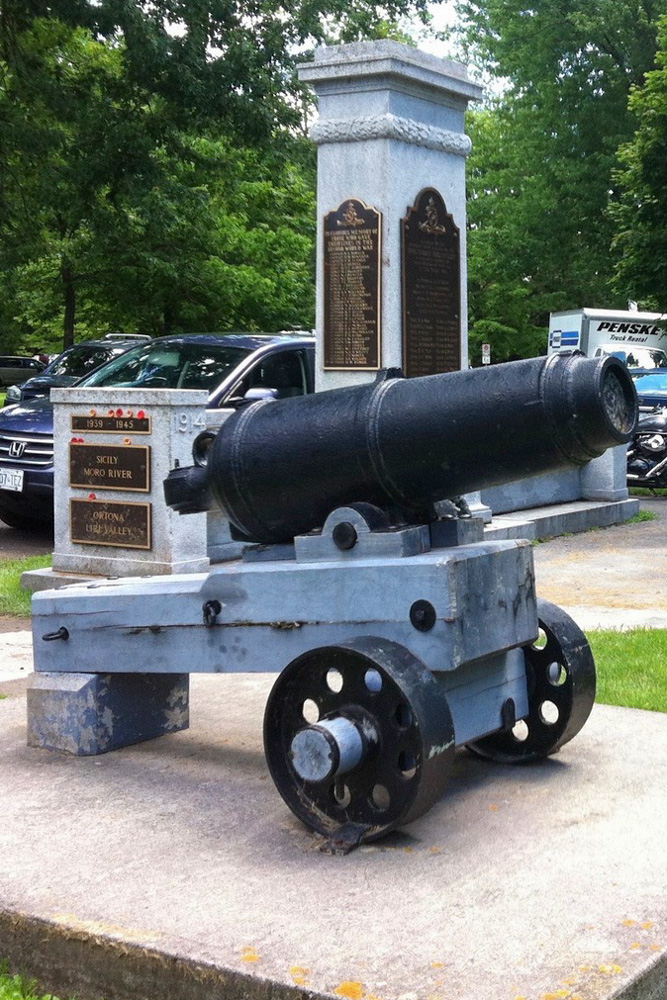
[0,629,34,682]
[1,674,665,1000]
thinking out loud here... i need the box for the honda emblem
[8,440,26,459]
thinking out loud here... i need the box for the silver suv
[2,334,151,406]
[0,356,45,388]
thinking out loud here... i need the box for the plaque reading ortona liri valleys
[69,443,150,492]
[323,198,381,370]
[402,188,461,377]
[70,499,152,549]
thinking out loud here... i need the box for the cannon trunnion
[29,354,636,851]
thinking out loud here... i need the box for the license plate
[0,467,24,492]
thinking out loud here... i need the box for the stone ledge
[484,497,640,541]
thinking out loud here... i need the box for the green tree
[457,0,667,359]
[611,16,667,308]
[0,18,221,348]
[0,0,433,350]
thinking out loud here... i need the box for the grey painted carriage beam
[31,541,538,679]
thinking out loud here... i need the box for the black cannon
[165,351,637,543]
[30,352,638,853]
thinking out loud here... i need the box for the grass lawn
[0,965,73,1000]
[0,556,52,617]
[629,486,667,497]
[589,629,667,712]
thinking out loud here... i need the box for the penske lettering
[596,321,666,342]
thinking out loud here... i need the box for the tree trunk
[61,261,76,349]
[162,302,175,335]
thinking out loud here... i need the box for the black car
[2,333,151,406]
[627,370,667,489]
[0,333,315,529]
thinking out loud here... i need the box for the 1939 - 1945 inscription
[69,443,150,492]
[71,414,151,434]
[402,188,461,377]
[323,198,381,370]
[70,499,151,549]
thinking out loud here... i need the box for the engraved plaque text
[402,188,461,377]
[323,198,381,370]
[70,499,152,549]
[69,443,150,492]
[71,414,151,434]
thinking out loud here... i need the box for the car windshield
[78,340,252,392]
[44,345,123,377]
[606,347,667,369]
[632,372,667,392]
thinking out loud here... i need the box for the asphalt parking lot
[0,519,53,560]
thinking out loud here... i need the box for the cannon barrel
[172,352,637,543]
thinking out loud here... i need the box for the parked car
[2,333,151,406]
[0,355,46,388]
[0,333,315,529]
[629,368,667,408]
[627,369,667,489]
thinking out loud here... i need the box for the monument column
[298,40,483,392]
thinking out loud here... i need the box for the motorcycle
[627,407,667,489]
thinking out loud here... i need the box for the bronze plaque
[69,443,150,492]
[323,198,381,370]
[71,414,151,434]
[70,499,152,549]
[402,188,461,377]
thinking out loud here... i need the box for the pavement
[0,498,666,1000]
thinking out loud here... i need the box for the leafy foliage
[0,0,429,352]
[0,961,67,1000]
[458,0,667,361]
[611,16,667,307]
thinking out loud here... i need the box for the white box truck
[548,308,667,367]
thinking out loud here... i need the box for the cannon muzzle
[165,352,637,543]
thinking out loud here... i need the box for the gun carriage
[30,352,637,852]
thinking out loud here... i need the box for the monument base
[27,671,189,755]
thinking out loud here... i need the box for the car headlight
[3,384,21,404]
[637,432,667,452]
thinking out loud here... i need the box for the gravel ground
[532,495,667,620]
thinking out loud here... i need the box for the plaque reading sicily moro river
[70,498,151,549]
[69,443,150,492]
[402,188,461,377]
[323,198,381,369]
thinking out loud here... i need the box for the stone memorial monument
[299,40,636,527]
[298,40,483,391]
[49,387,210,578]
